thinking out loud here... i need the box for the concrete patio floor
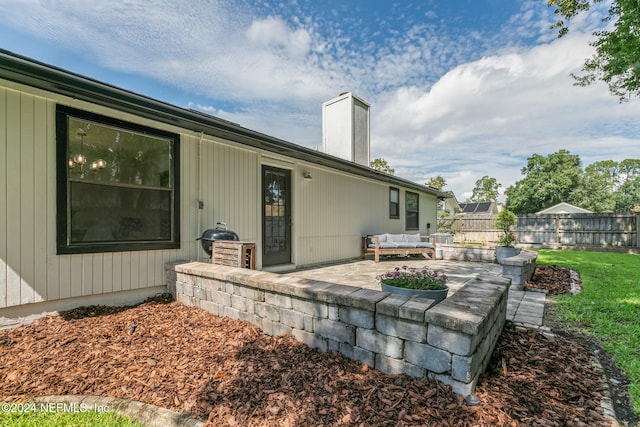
[283,257,546,329]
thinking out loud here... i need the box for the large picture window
[406,191,419,230]
[56,105,180,254]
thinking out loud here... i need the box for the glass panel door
[262,166,291,266]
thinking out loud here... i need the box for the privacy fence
[449,213,639,249]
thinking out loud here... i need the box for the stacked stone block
[439,244,496,263]
[167,262,510,397]
[500,250,537,288]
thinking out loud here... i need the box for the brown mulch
[525,264,575,296]
[0,267,637,426]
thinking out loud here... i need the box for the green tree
[494,209,517,247]
[546,0,640,100]
[613,175,640,212]
[469,176,501,202]
[370,158,395,174]
[505,150,583,213]
[618,158,640,180]
[571,160,618,211]
[425,175,447,190]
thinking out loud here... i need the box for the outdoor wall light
[302,171,312,180]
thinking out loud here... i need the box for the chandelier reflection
[68,128,106,174]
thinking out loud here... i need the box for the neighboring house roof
[536,202,593,214]
[458,202,498,214]
[438,191,460,213]
[0,48,446,199]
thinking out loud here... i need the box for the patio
[282,257,546,329]
[170,254,543,395]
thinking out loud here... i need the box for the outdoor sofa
[362,233,435,263]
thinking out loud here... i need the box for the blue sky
[1,0,639,201]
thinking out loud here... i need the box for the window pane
[70,182,172,243]
[390,188,400,219]
[390,204,399,218]
[57,105,179,254]
[264,169,289,254]
[67,118,173,188]
[406,193,419,211]
[390,188,399,203]
[406,212,419,229]
[406,192,419,229]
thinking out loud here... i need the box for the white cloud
[370,31,640,199]
[1,0,638,203]
[246,17,312,58]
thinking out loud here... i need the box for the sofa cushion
[387,233,404,243]
[378,242,400,249]
[377,234,387,243]
[416,242,434,248]
[399,242,420,248]
[405,233,421,243]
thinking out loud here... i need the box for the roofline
[441,191,460,210]
[0,49,445,198]
[537,202,593,214]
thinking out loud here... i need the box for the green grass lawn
[0,406,144,426]
[535,249,640,416]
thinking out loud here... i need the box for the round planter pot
[495,246,521,264]
[380,281,449,303]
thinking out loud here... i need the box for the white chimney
[322,92,370,166]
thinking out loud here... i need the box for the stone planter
[380,281,449,303]
[495,246,521,264]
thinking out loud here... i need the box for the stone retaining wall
[438,245,537,290]
[501,250,537,289]
[166,262,511,397]
[439,244,496,263]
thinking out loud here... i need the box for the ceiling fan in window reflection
[67,128,106,174]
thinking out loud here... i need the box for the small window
[389,187,400,219]
[406,191,419,230]
[56,105,180,254]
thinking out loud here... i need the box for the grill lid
[197,223,239,256]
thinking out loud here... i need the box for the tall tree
[571,160,618,211]
[425,175,447,190]
[469,176,501,202]
[613,159,640,212]
[613,176,640,212]
[618,158,640,180]
[546,0,640,100]
[505,150,583,213]
[370,158,395,174]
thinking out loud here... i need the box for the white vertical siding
[182,133,200,262]
[0,87,6,308]
[0,82,267,310]
[294,166,439,266]
[33,96,49,303]
[45,95,59,302]
[20,93,35,304]
[420,192,438,235]
[0,86,185,309]
[5,88,22,307]
[200,140,259,252]
[0,79,438,312]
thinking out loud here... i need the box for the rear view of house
[0,49,444,324]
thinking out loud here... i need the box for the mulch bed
[0,266,636,426]
[525,264,575,296]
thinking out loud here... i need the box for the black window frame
[405,191,419,230]
[56,105,180,254]
[389,187,400,219]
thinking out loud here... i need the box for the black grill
[198,224,239,257]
